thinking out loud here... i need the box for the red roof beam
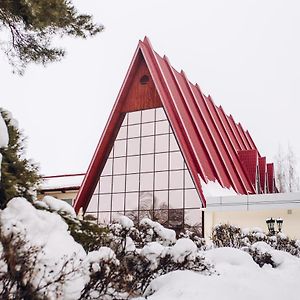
[258,157,267,193]
[267,163,275,193]
[238,149,259,191]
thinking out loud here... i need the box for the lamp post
[266,218,275,235]
[266,217,284,234]
[276,218,283,232]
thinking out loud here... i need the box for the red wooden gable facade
[74,37,276,214]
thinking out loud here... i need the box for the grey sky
[0,0,299,177]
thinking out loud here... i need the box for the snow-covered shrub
[179,229,207,250]
[78,216,214,298]
[139,218,176,246]
[212,223,300,268]
[0,197,87,299]
[244,241,278,268]
[212,224,242,248]
[0,229,85,299]
[0,197,213,299]
[34,196,109,252]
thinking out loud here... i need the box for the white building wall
[205,192,300,239]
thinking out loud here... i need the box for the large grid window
[86,108,203,234]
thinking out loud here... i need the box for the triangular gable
[74,37,273,213]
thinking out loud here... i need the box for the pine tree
[0,0,104,74]
[0,109,42,208]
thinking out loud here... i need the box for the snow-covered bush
[212,224,242,248]
[179,229,207,250]
[77,216,213,298]
[0,197,87,299]
[139,218,176,246]
[0,198,215,299]
[212,223,300,267]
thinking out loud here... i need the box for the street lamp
[276,218,283,232]
[266,218,275,234]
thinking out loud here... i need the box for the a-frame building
[74,37,276,234]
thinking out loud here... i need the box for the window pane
[140,191,153,210]
[141,136,154,154]
[126,174,139,192]
[185,189,201,208]
[184,209,202,231]
[139,210,153,222]
[121,114,128,126]
[128,124,140,138]
[128,138,140,155]
[112,211,124,223]
[116,126,127,140]
[154,191,168,209]
[170,151,184,170]
[142,109,155,122]
[156,108,166,121]
[86,194,98,212]
[141,154,154,172]
[170,134,179,151]
[169,209,183,228]
[114,140,126,157]
[102,159,112,176]
[127,156,139,173]
[92,181,100,195]
[155,153,168,171]
[125,192,138,210]
[142,122,154,136]
[154,210,168,225]
[156,120,169,135]
[99,212,111,224]
[99,194,111,211]
[113,175,125,193]
[113,157,126,175]
[112,194,124,211]
[155,134,169,152]
[125,211,138,224]
[185,170,195,188]
[169,190,183,209]
[140,173,153,191]
[170,170,184,189]
[155,171,168,190]
[128,111,141,124]
[99,176,112,193]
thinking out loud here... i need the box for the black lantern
[266,218,275,234]
[276,218,283,232]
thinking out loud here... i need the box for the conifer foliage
[0,109,41,208]
[0,0,104,74]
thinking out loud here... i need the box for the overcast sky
[0,0,299,177]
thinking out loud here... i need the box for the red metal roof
[74,37,275,213]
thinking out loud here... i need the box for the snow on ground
[200,176,237,197]
[143,247,300,300]
[1,196,300,300]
